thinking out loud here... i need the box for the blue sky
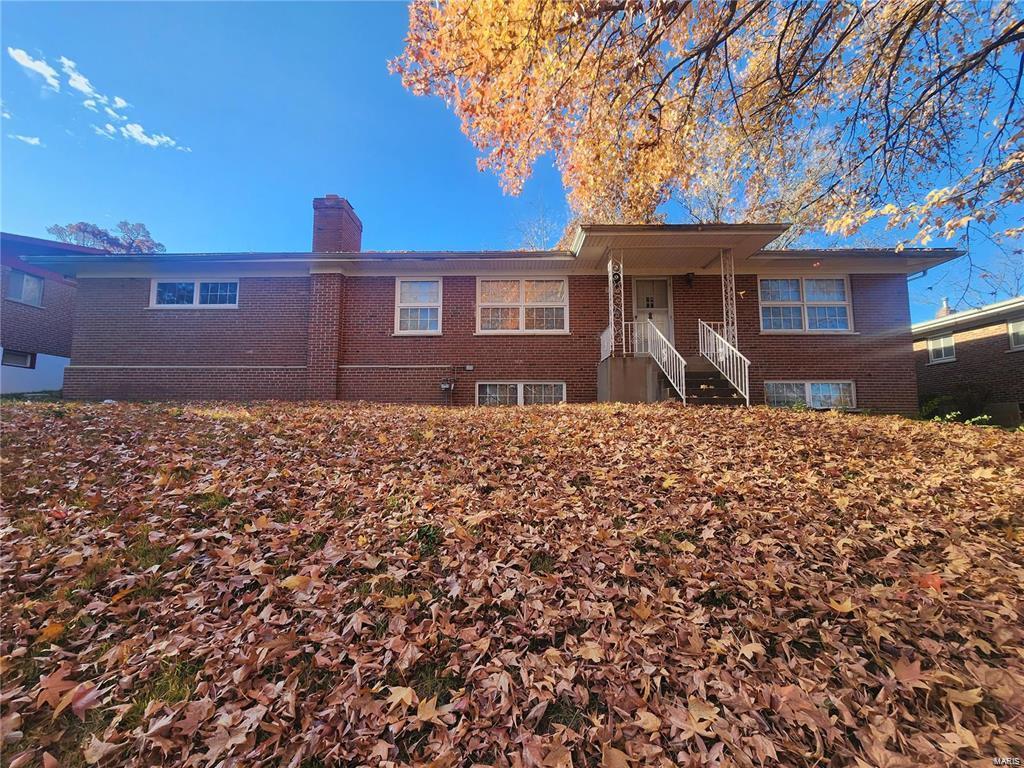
[1,2,1016,323]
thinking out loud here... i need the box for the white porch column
[720,248,738,346]
[607,252,625,355]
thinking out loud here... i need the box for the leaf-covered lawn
[1,402,1022,767]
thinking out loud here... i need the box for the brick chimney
[935,297,956,318]
[312,194,362,252]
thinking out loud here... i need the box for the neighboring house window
[6,269,44,306]
[150,279,238,307]
[395,278,442,334]
[477,381,566,405]
[477,278,568,333]
[927,334,955,363]
[2,349,36,368]
[1009,319,1024,351]
[759,277,852,332]
[765,381,855,409]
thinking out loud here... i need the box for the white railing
[600,325,613,361]
[602,320,687,402]
[698,319,750,406]
[643,320,686,403]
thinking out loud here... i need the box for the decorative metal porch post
[720,248,738,346]
[608,253,625,355]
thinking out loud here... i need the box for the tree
[46,221,166,253]
[392,1,1024,251]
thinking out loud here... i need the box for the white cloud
[7,48,60,91]
[104,105,127,121]
[83,99,98,111]
[92,123,116,139]
[8,134,43,146]
[120,122,180,149]
[112,96,128,109]
[1,101,11,119]
[58,56,99,97]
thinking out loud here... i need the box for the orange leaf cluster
[2,401,1023,766]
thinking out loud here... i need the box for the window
[2,349,36,368]
[150,279,238,308]
[765,381,855,409]
[759,277,852,332]
[395,278,441,334]
[927,334,955,363]
[477,278,568,333]
[477,382,566,405]
[6,270,43,306]
[1009,319,1024,351]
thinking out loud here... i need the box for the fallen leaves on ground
[1,400,1023,767]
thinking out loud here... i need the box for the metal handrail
[698,319,750,405]
[642,319,686,403]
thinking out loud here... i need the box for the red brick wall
[336,275,606,405]
[1,263,76,358]
[308,273,342,398]
[658,273,916,414]
[64,276,311,400]
[914,319,1024,404]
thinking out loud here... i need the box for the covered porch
[572,224,788,405]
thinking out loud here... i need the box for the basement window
[150,279,238,308]
[765,381,855,409]
[477,381,566,406]
[6,270,43,306]
[2,349,36,368]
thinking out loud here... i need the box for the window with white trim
[477,381,566,405]
[764,381,855,409]
[927,334,955,363]
[150,280,238,307]
[395,278,441,334]
[6,270,43,306]
[759,277,852,332]
[477,278,568,333]
[1009,319,1024,351]
[1,349,35,368]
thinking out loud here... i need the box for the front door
[634,278,673,349]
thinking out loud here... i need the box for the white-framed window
[477,277,569,333]
[149,279,238,308]
[1008,319,1024,351]
[764,380,856,409]
[6,269,44,306]
[394,278,442,335]
[1,349,36,368]
[759,277,852,332]
[476,381,566,405]
[927,334,955,363]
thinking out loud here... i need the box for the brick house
[25,194,962,412]
[912,296,1024,426]
[1,233,106,394]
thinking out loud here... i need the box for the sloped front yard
[1,402,1022,767]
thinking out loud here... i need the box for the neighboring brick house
[912,296,1024,426]
[1,233,106,394]
[26,194,962,412]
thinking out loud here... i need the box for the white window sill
[1008,347,1024,353]
[474,331,571,336]
[927,358,956,365]
[759,330,858,336]
[146,305,239,310]
[4,297,44,309]
[392,332,442,337]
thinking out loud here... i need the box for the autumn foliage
[2,401,1023,766]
